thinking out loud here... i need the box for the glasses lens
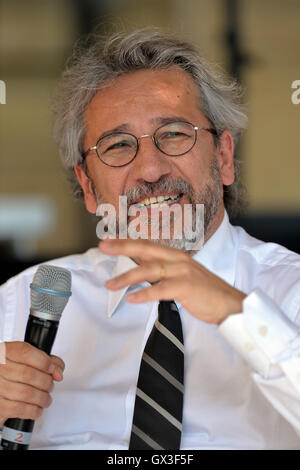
[155,122,196,156]
[97,133,137,166]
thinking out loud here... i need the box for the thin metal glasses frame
[82,121,217,168]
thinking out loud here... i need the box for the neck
[203,205,225,245]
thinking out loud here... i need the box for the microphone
[1,264,72,450]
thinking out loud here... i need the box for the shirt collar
[106,210,238,318]
[107,255,139,318]
[192,210,238,286]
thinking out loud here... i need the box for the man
[0,28,300,450]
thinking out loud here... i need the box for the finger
[107,259,192,290]
[106,261,164,289]
[5,342,57,375]
[49,355,65,381]
[99,238,188,263]
[50,355,65,372]
[0,358,54,392]
[126,279,182,304]
[0,376,52,409]
[0,396,43,421]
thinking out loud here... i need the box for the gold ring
[160,264,165,281]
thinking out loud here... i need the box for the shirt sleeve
[218,288,300,437]
[0,274,30,344]
[0,281,10,365]
[0,280,8,342]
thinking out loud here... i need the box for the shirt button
[244,343,255,352]
[258,325,268,337]
[122,440,129,446]
[296,374,300,383]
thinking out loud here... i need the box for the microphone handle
[1,315,59,450]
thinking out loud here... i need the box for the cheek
[91,167,127,205]
[175,150,210,185]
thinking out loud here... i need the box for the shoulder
[232,223,300,322]
[234,223,300,269]
[0,248,114,340]
[1,247,113,288]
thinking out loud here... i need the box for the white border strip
[0,342,6,364]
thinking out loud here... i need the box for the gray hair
[52,27,248,216]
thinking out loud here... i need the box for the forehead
[84,67,202,132]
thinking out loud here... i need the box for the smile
[135,193,183,208]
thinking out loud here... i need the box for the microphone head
[30,265,72,319]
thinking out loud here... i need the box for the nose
[130,134,173,183]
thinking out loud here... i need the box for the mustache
[124,177,194,206]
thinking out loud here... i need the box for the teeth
[138,194,181,207]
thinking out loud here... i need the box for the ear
[216,130,235,186]
[74,164,98,214]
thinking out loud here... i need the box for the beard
[93,155,223,254]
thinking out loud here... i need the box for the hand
[99,238,246,325]
[0,341,64,426]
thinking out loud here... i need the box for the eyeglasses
[82,120,217,168]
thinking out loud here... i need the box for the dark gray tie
[129,300,184,450]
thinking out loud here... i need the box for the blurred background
[0,0,299,284]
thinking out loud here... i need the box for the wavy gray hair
[52,27,248,216]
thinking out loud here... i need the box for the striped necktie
[129,300,184,450]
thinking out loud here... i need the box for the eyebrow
[96,116,192,140]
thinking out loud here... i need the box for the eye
[159,131,188,140]
[103,138,135,153]
[107,141,130,150]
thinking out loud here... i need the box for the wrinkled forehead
[84,67,201,124]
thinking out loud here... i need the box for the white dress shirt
[1,210,300,450]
